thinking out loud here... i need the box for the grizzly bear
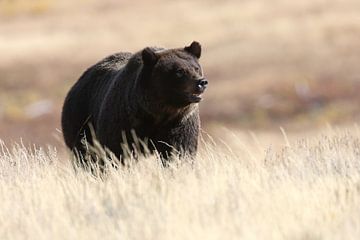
[61,41,208,166]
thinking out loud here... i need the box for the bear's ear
[142,47,159,66]
[184,41,201,59]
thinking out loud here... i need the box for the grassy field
[1,1,360,239]
[1,127,360,240]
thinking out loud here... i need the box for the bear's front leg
[153,114,200,162]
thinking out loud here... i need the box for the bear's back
[96,52,133,71]
[61,51,133,149]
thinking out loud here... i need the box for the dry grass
[1,127,360,239]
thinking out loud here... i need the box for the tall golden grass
[1,127,360,239]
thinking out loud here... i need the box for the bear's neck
[137,95,198,126]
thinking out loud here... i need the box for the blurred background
[1,0,360,148]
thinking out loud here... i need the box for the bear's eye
[175,69,185,79]
[194,67,202,75]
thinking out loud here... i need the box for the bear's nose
[197,79,208,91]
[196,79,208,93]
[199,79,208,87]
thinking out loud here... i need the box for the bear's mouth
[169,91,203,106]
[189,93,203,103]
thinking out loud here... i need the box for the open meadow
[1,0,360,239]
[2,127,360,239]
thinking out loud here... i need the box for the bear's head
[141,41,208,108]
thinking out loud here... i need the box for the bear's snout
[195,78,208,93]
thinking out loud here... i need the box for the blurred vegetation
[1,0,360,146]
[0,0,53,17]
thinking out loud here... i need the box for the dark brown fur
[61,41,208,166]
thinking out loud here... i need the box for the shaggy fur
[61,41,207,165]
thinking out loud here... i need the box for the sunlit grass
[1,128,360,239]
